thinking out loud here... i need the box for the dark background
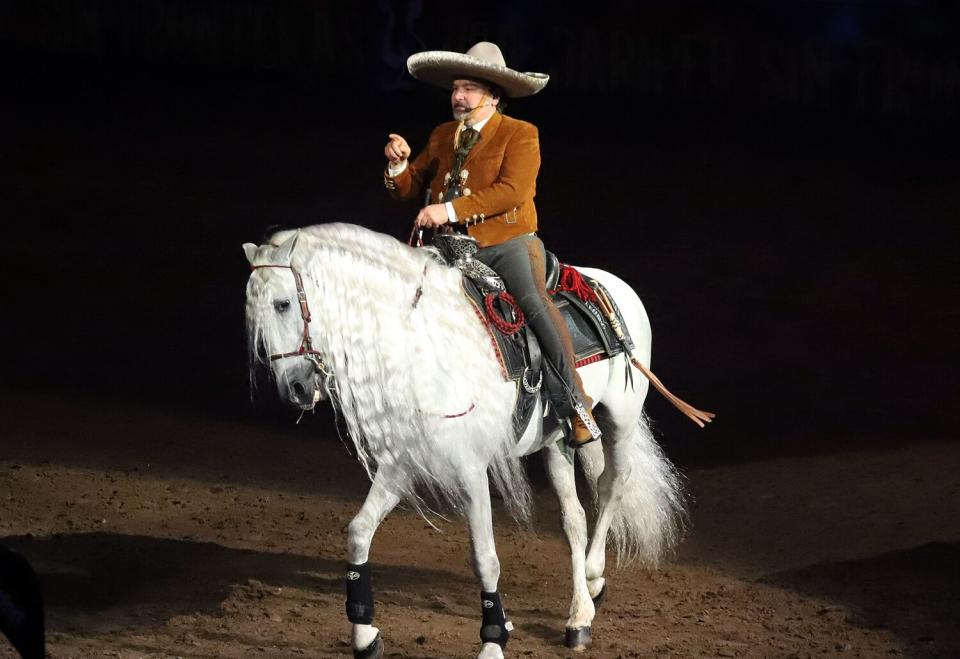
[1,0,957,467]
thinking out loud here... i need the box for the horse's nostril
[292,382,306,398]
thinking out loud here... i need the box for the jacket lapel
[464,111,503,166]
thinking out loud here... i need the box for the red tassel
[552,265,598,302]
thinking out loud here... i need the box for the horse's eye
[274,299,291,313]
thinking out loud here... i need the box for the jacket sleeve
[384,132,436,204]
[449,122,540,220]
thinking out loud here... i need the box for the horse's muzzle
[280,362,323,410]
[288,379,318,409]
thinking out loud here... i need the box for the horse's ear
[274,232,299,264]
[242,243,259,265]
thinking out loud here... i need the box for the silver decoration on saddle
[417,245,447,266]
[521,366,542,394]
[432,234,504,291]
[572,402,602,440]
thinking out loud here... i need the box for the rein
[250,264,328,373]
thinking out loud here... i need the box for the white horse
[244,223,690,659]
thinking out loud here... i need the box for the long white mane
[246,223,531,523]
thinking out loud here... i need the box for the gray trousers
[475,234,589,416]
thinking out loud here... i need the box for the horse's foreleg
[543,443,595,649]
[346,470,402,658]
[463,468,510,659]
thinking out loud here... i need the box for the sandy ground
[1,391,957,658]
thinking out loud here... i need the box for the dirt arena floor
[2,390,957,658]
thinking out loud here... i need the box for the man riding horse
[382,41,600,447]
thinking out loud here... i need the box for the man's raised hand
[385,134,411,164]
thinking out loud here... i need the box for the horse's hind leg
[543,442,595,650]
[462,468,510,659]
[573,442,609,601]
[584,419,635,597]
[346,469,403,658]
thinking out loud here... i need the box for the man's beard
[452,105,471,121]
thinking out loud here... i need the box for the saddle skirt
[426,234,636,437]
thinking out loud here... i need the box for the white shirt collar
[467,112,493,132]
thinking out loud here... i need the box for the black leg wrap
[565,626,592,649]
[345,562,374,625]
[479,590,510,648]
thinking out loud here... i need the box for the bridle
[250,256,470,419]
[250,263,330,377]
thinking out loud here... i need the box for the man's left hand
[416,204,449,228]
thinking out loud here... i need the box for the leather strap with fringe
[593,286,715,428]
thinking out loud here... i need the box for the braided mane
[246,223,532,523]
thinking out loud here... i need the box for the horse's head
[243,232,332,410]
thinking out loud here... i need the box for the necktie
[457,127,481,153]
[452,127,480,180]
[443,126,481,207]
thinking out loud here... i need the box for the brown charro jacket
[383,112,539,247]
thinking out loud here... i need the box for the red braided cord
[462,283,510,380]
[484,291,525,335]
[552,265,598,302]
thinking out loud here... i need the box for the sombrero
[406,41,549,98]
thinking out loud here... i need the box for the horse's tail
[591,414,687,567]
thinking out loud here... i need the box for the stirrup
[566,402,601,448]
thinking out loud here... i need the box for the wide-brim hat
[407,41,549,98]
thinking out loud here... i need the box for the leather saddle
[425,234,635,438]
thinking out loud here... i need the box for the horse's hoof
[592,583,608,607]
[564,626,592,651]
[354,632,384,659]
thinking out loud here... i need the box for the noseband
[250,264,329,376]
